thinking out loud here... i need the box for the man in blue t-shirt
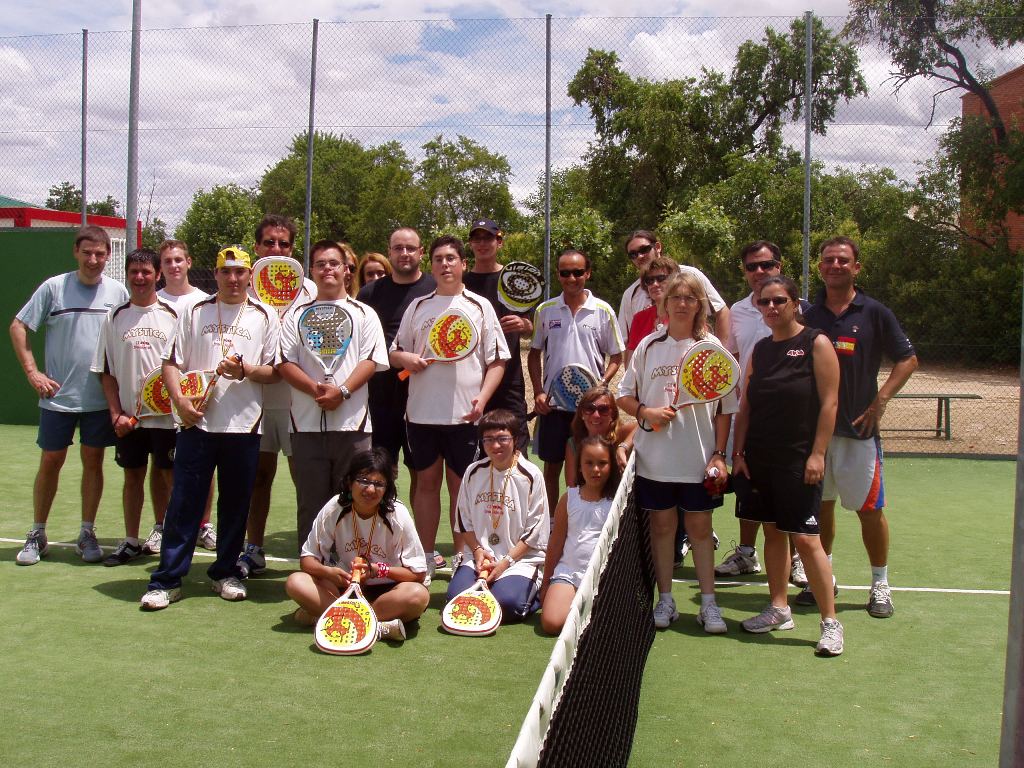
[10,225,129,566]
[804,236,918,619]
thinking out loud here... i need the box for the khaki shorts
[259,408,293,456]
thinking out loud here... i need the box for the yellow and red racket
[251,256,304,319]
[397,308,479,381]
[441,568,502,637]
[126,367,172,428]
[653,340,739,431]
[315,560,379,655]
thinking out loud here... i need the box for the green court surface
[0,423,1011,767]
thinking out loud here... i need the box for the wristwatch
[340,385,351,400]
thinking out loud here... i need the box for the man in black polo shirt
[803,236,918,619]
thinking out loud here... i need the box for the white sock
[738,545,756,555]
[872,565,888,584]
[31,522,46,532]
[126,537,141,547]
[658,591,673,604]
[700,593,716,609]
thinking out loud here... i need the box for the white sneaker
[377,618,406,642]
[741,604,795,633]
[197,523,217,550]
[211,576,247,601]
[714,545,761,576]
[653,598,678,629]
[816,618,845,656]
[697,602,727,634]
[16,529,49,566]
[140,588,182,610]
[141,525,162,555]
[790,554,808,587]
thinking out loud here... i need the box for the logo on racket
[448,594,496,626]
[141,372,171,414]
[681,348,735,401]
[257,262,301,304]
[497,261,544,312]
[319,601,374,647]
[299,304,353,358]
[428,314,474,359]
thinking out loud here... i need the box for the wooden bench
[884,393,982,440]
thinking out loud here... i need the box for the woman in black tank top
[732,277,846,656]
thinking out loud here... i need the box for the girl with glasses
[285,448,429,641]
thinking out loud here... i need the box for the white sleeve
[481,301,511,363]
[258,310,280,366]
[90,313,113,375]
[617,288,633,339]
[520,467,549,552]
[455,469,475,535]
[617,342,642,399]
[359,308,389,372]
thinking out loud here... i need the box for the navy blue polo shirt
[804,287,915,440]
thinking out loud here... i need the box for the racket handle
[397,369,411,381]
[126,416,139,428]
[650,406,678,433]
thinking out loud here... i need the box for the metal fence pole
[126,0,142,252]
[303,18,319,270]
[544,13,552,301]
[802,9,812,299]
[999,281,1024,766]
[81,29,88,225]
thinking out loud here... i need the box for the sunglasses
[559,268,587,278]
[582,403,612,416]
[627,243,655,260]
[757,296,792,307]
[261,238,291,249]
[744,259,779,273]
[642,274,669,287]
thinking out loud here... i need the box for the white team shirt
[279,296,388,433]
[729,293,771,379]
[301,498,427,585]
[157,286,208,313]
[165,295,280,433]
[91,299,179,430]
[255,277,317,412]
[552,487,613,582]
[391,289,511,425]
[617,264,726,339]
[530,290,624,396]
[455,455,548,578]
[618,330,738,483]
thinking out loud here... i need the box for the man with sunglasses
[236,214,318,578]
[803,236,918,619]
[618,229,730,349]
[529,249,624,513]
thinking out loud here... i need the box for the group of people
[11,217,917,656]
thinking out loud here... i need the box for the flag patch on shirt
[549,319,562,330]
[835,336,856,356]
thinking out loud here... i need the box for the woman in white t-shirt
[617,271,737,635]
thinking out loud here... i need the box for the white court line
[671,576,1009,596]
[0,537,298,564]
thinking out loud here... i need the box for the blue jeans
[148,428,260,591]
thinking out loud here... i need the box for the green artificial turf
[0,424,1013,767]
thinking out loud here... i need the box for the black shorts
[368,372,413,468]
[635,476,723,513]
[736,457,822,535]
[405,422,479,475]
[114,427,177,470]
[534,410,575,463]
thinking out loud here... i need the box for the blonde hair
[657,270,708,341]
[356,252,391,291]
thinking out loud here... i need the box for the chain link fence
[0,15,1019,456]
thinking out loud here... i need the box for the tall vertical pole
[303,18,320,271]
[999,285,1024,766]
[81,29,88,225]
[544,13,552,301]
[126,0,142,252]
[802,10,812,299]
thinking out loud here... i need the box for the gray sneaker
[236,543,266,577]
[16,529,49,565]
[816,618,845,656]
[697,602,728,634]
[75,527,103,563]
[741,604,796,633]
[867,581,894,618]
[141,525,162,555]
[653,598,679,628]
[715,545,761,576]
[197,523,217,551]
[377,618,406,642]
[790,554,808,587]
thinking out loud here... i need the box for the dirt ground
[518,343,1019,458]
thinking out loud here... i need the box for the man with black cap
[464,218,533,453]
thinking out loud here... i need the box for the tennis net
[506,453,656,767]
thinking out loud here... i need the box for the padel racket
[441,568,502,637]
[126,366,172,428]
[251,256,304,319]
[549,364,601,412]
[314,560,379,655]
[497,262,544,313]
[297,302,354,382]
[397,308,479,381]
[653,340,739,431]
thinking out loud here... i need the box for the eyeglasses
[354,476,387,490]
[756,296,792,307]
[666,294,700,306]
[313,260,344,271]
[261,238,291,249]
[642,274,669,287]
[627,243,655,260]
[390,244,420,254]
[582,403,612,416]
[559,268,587,278]
[481,435,514,445]
[744,259,779,273]
[821,256,853,266]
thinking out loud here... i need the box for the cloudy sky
[1,1,1015,232]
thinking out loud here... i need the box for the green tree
[141,218,167,250]
[174,184,261,268]
[45,182,121,216]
